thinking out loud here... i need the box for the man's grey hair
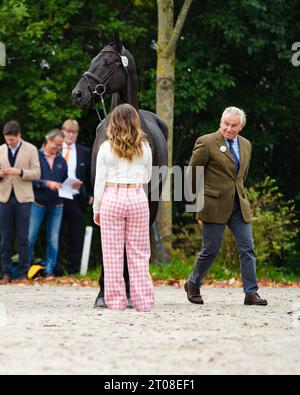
[45,129,64,142]
[221,107,247,126]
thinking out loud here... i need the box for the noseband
[83,48,129,121]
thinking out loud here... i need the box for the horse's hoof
[127,298,133,309]
[94,293,107,309]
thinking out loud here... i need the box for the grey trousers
[189,200,258,295]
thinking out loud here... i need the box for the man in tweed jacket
[185,107,268,306]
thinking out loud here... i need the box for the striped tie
[228,140,240,174]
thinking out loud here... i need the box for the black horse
[72,34,168,307]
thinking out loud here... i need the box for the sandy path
[0,285,299,375]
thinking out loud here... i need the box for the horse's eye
[104,60,113,66]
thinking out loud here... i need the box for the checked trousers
[100,185,154,312]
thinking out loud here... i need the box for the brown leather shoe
[244,293,268,306]
[184,281,204,305]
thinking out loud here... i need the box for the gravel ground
[0,285,299,375]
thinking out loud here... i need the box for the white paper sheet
[58,178,80,200]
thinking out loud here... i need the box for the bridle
[82,47,129,122]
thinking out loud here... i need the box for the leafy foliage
[0,0,299,261]
[1,0,299,193]
[0,0,151,144]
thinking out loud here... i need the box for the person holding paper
[27,130,68,277]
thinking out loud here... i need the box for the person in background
[93,104,154,312]
[185,107,268,306]
[28,130,68,277]
[0,121,40,282]
[61,119,93,275]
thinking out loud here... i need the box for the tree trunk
[156,0,193,252]
[0,42,6,67]
[156,0,175,250]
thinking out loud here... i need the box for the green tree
[0,0,151,144]
[0,0,299,262]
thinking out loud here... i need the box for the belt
[105,182,141,189]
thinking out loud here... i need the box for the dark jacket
[33,150,68,207]
[72,143,93,208]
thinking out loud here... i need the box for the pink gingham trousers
[100,185,155,312]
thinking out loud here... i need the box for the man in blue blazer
[61,120,93,275]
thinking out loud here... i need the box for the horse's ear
[114,31,123,53]
[101,32,109,47]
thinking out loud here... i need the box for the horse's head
[72,33,137,109]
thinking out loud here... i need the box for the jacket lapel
[14,143,25,168]
[216,130,234,163]
[237,136,246,177]
[75,143,80,178]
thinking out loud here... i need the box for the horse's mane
[109,45,139,111]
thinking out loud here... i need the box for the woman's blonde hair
[106,104,147,162]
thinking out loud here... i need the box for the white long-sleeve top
[93,140,153,214]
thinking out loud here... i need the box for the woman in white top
[93,104,154,312]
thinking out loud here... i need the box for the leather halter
[82,48,129,121]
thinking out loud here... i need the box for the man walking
[0,121,40,282]
[185,107,268,306]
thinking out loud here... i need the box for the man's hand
[47,181,62,191]
[88,196,94,206]
[72,181,83,190]
[0,168,22,176]
[94,213,100,226]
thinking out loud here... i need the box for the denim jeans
[28,203,63,275]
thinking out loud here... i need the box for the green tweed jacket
[189,130,252,224]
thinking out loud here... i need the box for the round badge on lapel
[220,145,227,153]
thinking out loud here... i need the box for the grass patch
[149,260,300,283]
[81,261,300,284]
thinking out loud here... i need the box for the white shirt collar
[9,139,22,153]
[226,136,239,144]
[63,142,75,150]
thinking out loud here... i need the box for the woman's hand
[94,213,100,226]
